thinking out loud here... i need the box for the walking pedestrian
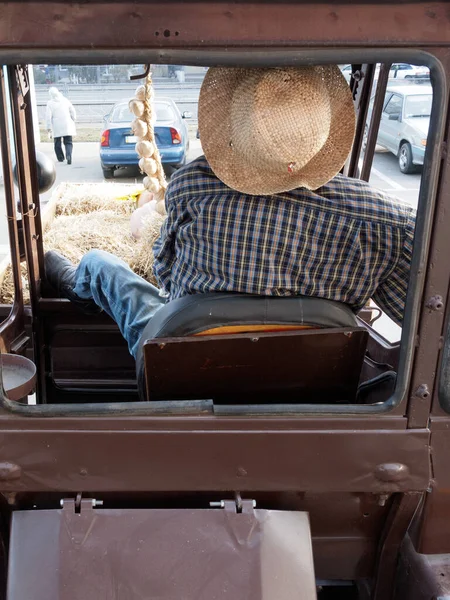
[45,87,76,164]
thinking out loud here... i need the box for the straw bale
[0,182,166,304]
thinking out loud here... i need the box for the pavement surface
[0,141,419,343]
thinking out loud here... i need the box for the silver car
[370,84,431,173]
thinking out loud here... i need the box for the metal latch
[209,492,256,514]
[60,492,103,513]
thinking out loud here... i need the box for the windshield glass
[404,94,432,118]
[111,102,176,123]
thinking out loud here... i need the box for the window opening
[0,56,442,416]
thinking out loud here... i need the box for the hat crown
[230,68,332,175]
[198,65,356,195]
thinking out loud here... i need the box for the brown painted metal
[0,71,26,355]
[6,66,46,402]
[0,0,448,597]
[361,64,390,182]
[347,64,375,179]
[0,426,430,493]
[0,3,449,52]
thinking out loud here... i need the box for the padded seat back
[135,293,360,401]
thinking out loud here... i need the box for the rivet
[414,384,430,399]
[426,295,444,311]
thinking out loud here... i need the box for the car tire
[398,142,416,174]
[102,167,114,179]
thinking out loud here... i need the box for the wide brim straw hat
[198,65,356,195]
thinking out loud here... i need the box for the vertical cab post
[6,65,46,401]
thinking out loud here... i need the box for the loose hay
[0,182,166,304]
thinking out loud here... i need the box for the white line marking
[371,167,405,191]
[381,188,420,193]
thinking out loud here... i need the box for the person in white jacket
[45,87,76,164]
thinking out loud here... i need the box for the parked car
[99,98,190,179]
[340,63,429,84]
[366,84,431,173]
[387,63,429,79]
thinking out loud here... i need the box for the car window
[404,94,432,118]
[382,92,393,111]
[383,94,403,116]
[111,103,176,123]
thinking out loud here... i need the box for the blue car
[100,98,190,179]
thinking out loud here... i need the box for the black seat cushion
[135,292,358,400]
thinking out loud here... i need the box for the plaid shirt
[153,156,415,325]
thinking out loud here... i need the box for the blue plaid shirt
[153,156,415,325]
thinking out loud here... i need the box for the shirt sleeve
[372,209,415,326]
[152,184,185,296]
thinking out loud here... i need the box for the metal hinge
[209,492,256,513]
[60,492,103,513]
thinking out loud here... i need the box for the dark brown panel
[145,328,367,403]
[0,2,449,49]
[0,428,430,493]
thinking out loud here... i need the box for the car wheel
[102,167,114,179]
[398,142,416,174]
[405,75,413,79]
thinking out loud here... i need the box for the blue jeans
[73,249,166,358]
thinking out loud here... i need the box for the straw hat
[198,66,356,194]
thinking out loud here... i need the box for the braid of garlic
[129,70,167,216]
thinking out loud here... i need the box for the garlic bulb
[135,140,155,158]
[139,157,157,176]
[132,119,147,138]
[129,99,145,117]
[135,85,145,102]
[143,176,161,194]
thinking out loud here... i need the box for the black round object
[13,150,56,194]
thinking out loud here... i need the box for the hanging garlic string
[129,70,167,216]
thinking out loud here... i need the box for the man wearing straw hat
[45,65,415,360]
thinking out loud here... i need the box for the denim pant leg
[54,137,64,161]
[72,249,166,358]
[63,136,73,161]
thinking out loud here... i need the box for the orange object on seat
[195,324,315,336]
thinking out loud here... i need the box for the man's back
[153,156,415,325]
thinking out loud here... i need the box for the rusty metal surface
[7,503,316,600]
[372,492,423,600]
[0,426,430,493]
[394,535,450,600]
[0,2,449,52]
[416,427,450,554]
